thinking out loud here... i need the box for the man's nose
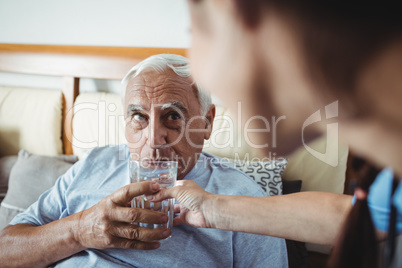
[147,118,168,149]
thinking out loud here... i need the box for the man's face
[124,69,213,180]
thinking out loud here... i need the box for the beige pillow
[282,137,348,194]
[0,86,63,157]
[72,92,126,159]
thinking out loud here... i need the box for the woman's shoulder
[368,168,402,233]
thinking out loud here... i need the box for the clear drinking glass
[129,160,177,236]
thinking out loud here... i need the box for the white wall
[0,0,191,92]
[0,0,190,47]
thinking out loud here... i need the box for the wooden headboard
[0,44,187,155]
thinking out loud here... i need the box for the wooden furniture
[0,44,187,154]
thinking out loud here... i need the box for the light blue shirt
[10,145,288,267]
[366,168,402,233]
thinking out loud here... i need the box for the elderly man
[0,54,288,267]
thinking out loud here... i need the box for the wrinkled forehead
[125,69,199,111]
[128,69,191,88]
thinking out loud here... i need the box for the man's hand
[0,181,173,268]
[74,181,171,250]
[149,180,214,228]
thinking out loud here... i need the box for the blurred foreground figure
[154,2,402,268]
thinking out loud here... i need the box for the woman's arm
[151,180,352,245]
[209,191,352,245]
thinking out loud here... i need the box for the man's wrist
[70,211,86,251]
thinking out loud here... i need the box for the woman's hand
[148,180,214,228]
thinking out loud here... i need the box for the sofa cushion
[231,158,287,196]
[0,150,78,230]
[0,86,63,157]
[0,155,18,202]
[72,92,126,159]
[282,136,348,194]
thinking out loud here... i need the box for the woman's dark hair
[233,1,402,114]
[232,1,402,267]
[329,156,381,268]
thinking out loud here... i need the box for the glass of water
[129,160,177,237]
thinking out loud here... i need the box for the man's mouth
[142,154,178,162]
[142,156,175,161]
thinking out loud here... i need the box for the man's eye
[129,113,148,129]
[132,113,147,121]
[166,113,182,121]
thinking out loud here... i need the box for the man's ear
[204,104,216,140]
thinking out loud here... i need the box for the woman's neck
[345,40,402,175]
[341,114,402,176]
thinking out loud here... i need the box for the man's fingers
[110,207,168,224]
[109,223,171,241]
[111,181,160,205]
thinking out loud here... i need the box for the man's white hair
[121,54,212,115]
